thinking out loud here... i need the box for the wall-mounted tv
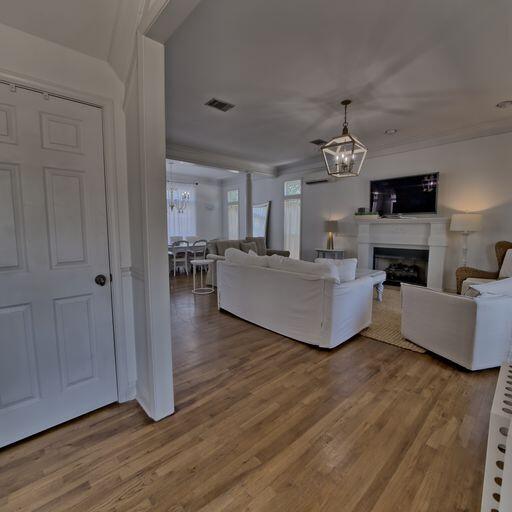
[370,172,439,216]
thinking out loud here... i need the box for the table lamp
[450,213,482,266]
[324,220,338,250]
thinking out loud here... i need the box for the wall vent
[205,98,235,112]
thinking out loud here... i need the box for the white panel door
[0,83,117,447]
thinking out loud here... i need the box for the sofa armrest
[266,249,290,257]
[455,266,498,294]
[208,254,225,262]
[401,283,477,367]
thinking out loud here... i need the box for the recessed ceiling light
[384,129,398,135]
[496,100,512,109]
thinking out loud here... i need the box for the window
[227,189,239,239]
[167,182,196,240]
[283,180,301,259]
[284,179,301,197]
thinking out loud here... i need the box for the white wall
[253,132,512,290]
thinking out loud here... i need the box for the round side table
[191,259,214,295]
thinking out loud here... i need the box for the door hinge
[110,273,113,282]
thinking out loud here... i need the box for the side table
[191,259,215,295]
[315,248,345,260]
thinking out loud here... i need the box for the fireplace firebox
[373,247,429,286]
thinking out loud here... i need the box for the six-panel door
[0,83,117,447]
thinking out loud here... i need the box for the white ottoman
[356,269,386,301]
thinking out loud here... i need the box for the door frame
[0,69,131,403]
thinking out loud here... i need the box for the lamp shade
[450,213,482,232]
[324,220,338,233]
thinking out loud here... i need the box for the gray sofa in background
[206,237,290,286]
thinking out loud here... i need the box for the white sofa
[217,254,373,349]
[401,283,512,370]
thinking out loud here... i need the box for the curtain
[228,203,239,239]
[167,182,196,241]
[284,198,301,259]
[252,203,268,238]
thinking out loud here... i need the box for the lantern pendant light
[321,99,367,178]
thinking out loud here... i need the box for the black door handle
[94,274,107,286]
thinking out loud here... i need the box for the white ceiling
[165,0,512,168]
[0,0,122,60]
[166,160,239,181]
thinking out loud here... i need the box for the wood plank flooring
[0,276,498,511]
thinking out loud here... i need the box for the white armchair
[401,283,512,370]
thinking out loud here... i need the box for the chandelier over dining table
[168,186,190,213]
[321,99,368,178]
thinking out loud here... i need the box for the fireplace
[373,247,429,286]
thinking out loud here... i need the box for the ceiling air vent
[205,98,235,112]
[310,139,327,146]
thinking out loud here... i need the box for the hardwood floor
[0,276,498,511]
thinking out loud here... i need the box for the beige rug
[361,287,426,353]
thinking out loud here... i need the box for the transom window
[284,179,301,197]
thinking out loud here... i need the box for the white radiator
[482,363,512,511]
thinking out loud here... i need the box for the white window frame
[227,188,240,239]
[283,179,302,259]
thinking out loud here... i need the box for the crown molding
[166,143,277,176]
[277,120,512,176]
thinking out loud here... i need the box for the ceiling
[0,0,122,60]
[166,160,239,181]
[165,0,512,168]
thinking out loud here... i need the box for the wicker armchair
[456,241,512,294]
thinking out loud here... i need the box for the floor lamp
[450,213,482,266]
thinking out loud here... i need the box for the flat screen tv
[370,173,439,216]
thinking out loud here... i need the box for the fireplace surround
[356,217,449,290]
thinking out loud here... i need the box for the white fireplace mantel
[356,217,449,290]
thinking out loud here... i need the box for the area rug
[361,287,426,353]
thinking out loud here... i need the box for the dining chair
[190,239,207,260]
[171,240,189,276]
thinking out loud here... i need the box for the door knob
[94,274,107,286]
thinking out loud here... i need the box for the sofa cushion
[315,258,357,282]
[240,241,258,254]
[216,240,242,256]
[472,276,512,297]
[269,255,338,281]
[207,239,219,255]
[499,249,512,279]
[224,248,269,267]
[245,236,267,256]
